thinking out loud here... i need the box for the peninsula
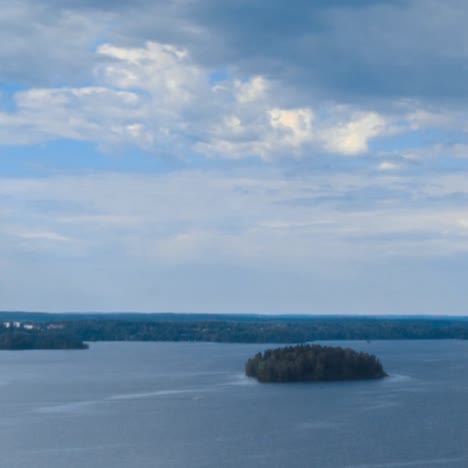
[0,325,88,350]
[245,344,387,383]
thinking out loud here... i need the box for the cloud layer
[2,169,468,312]
[2,0,468,313]
[3,39,465,162]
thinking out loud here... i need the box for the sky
[2,0,468,314]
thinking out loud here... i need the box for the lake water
[0,340,467,467]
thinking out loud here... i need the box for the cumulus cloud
[234,76,268,103]
[2,0,468,161]
[0,86,149,147]
[377,161,401,171]
[0,40,396,158]
[3,0,468,313]
[320,112,387,155]
[4,0,468,104]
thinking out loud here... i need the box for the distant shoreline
[2,311,468,322]
[3,313,468,344]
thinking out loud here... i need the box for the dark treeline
[0,312,287,323]
[0,329,88,350]
[245,344,387,383]
[4,315,468,349]
[55,318,468,343]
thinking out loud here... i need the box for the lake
[0,340,467,467]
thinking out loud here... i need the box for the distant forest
[41,316,468,343]
[2,313,468,344]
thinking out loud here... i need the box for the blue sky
[2,0,468,314]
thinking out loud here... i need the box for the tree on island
[245,344,387,383]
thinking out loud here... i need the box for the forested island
[0,328,88,350]
[245,344,387,383]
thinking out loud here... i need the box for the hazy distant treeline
[55,318,468,343]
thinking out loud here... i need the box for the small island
[0,326,88,350]
[245,344,387,383]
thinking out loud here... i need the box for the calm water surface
[0,340,467,467]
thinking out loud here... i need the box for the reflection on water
[0,340,467,467]
[346,456,467,467]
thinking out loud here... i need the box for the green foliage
[0,329,88,350]
[245,344,387,383]
[55,317,468,344]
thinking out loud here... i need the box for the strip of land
[2,312,468,344]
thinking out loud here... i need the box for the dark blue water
[0,341,467,467]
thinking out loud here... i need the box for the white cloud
[0,86,150,147]
[97,42,203,107]
[4,169,468,312]
[234,76,268,103]
[2,170,468,267]
[394,142,468,162]
[6,38,467,162]
[378,161,401,171]
[0,40,394,158]
[17,230,73,242]
[269,108,314,147]
[405,109,456,131]
[320,112,387,155]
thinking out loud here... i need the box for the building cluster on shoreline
[1,322,64,331]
